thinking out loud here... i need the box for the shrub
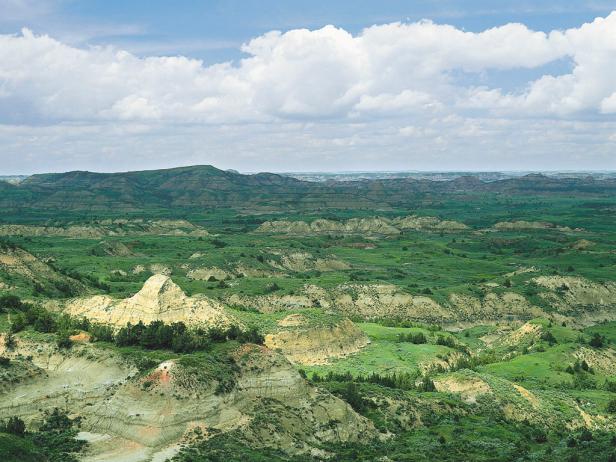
[0,295,22,311]
[1,416,26,437]
[398,332,427,344]
[4,331,16,350]
[339,382,366,413]
[589,333,605,348]
[56,332,73,350]
[264,282,281,294]
[436,335,457,348]
[540,331,557,345]
[10,313,27,333]
[417,376,436,392]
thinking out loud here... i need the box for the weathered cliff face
[228,278,616,327]
[390,215,469,231]
[90,240,134,257]
[65,274,237,328]
[447,292,545,321]
[433,374,491,404]
[0,337,133,426]
[430,370,616,432]
[0,219,209,238]
[533,276,616,310]
[185,250,347,283]
[187,266,235,281]
[264,318,370,365]
[228,284,448,321]
[267,251,350,273]
[255,215,468,236]
[228,284,539,324]
[256,217,400,236]
[0,340,376,462]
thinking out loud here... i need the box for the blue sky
[4,1,614,60]
[1,0,616,173]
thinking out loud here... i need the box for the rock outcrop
[187,266,234,281]
[65,274,236,328]
[533,275,616,317]
[391,215,469,231]
[267,251,351,273]
[264,318,369,365]
[228,280,614,326]
[0,219,209,238]
[256,215,469,236]
[433,373,491,404]
[229,284,454,323]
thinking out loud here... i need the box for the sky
[1,0,616,174]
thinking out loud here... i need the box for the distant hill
[1,165,616,217]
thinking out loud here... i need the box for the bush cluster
[114,321,264,353]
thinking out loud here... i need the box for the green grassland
[2,187,616,461]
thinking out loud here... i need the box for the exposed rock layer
[264,318,370,365]
[66,275,235,328]
[256,215,468,236]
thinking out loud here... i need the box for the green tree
[589,333,605,348]
[1,416,26,437]
[0,295,22,311]
[4,331,16,350]
[340,382,365,413]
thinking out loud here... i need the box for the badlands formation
[228,277,616,326]
[0,338,375,461]
[0,219,209,238]
[65,274,236,328]
[256,215,469,236]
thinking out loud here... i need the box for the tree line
[1,294,264,353]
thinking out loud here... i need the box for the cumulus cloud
[0,13,616,171]
[3,15,616,123]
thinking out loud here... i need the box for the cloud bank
[1,13,616,172]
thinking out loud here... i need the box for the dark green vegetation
[0,409,86,462]
[2,165,616,219]
[1,166,616,461]
[113,320,263,352]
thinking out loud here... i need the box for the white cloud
[1,13,616,171]
[1,14,615,123]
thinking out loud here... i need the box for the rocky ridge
[256,215,468,236]
[65,274,236,328]
[0,219,209,239]
[228,277,616,326]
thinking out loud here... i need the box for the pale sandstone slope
[256,215,468,236]
[0,219,209,238]
[66,274,236,328]
[264,318,370,365]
